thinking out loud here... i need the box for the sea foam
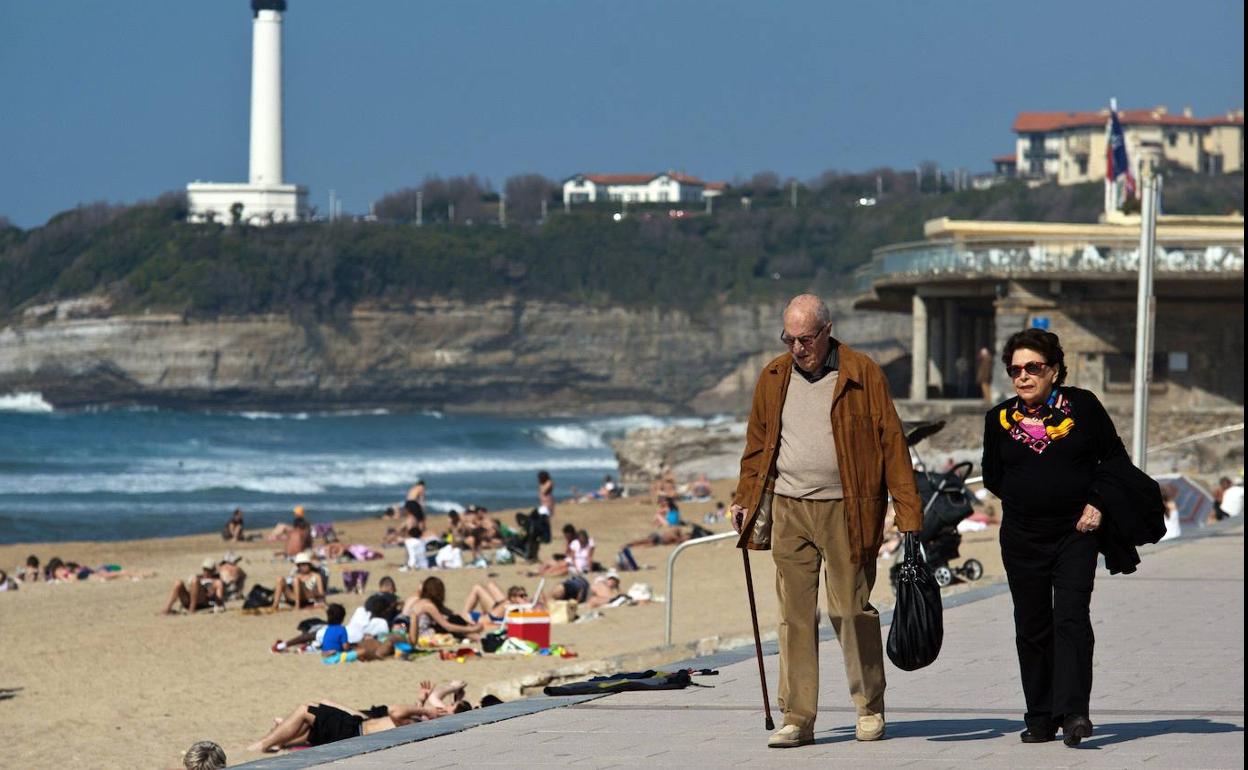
[0,392,54,413]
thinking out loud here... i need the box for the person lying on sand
[547,575,590,604]
[273,552,325,610]
[626,526,693,548]
[247,681,471,753]
[584,575,628,609]
[161,559,224,614]
[18,555,40,582]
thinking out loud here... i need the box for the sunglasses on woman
[1005,362,1049,379]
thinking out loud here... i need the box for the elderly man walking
[732,294,922,747]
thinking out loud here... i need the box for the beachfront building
[562,172,715,206]
[852,214,1245,411]
[187,1,308,225]
[1010,107,1245,185]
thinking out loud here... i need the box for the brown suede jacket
[733,343,922,563]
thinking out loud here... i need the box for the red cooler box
[506,609,551,648]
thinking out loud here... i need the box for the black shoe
[1062,715,1093,747]
[1019,726,1057,743]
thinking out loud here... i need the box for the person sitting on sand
[461,581,529,626]
[277,518,312,560]
[652,497,684,529]
[317,603,395,662]
[689,473,713,499]
[271,600,386,656]
[221,508,245,542]
[703,501,727,525]
[247,681,470,753]
[569,529,595,574]
[273,552,325,610]
[528,524,580,577]
[406,576,484,644]
[600,475,620,499]
[18,555,40,583]
[161,559,225,614]
[217,552,247,601]
[0,568,17,591]
[653,466,678,502]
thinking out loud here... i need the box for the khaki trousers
[772,495,885,732]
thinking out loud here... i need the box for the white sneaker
[856,714,885,741]
[767,724,813,748]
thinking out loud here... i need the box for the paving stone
[263,527,1244,770]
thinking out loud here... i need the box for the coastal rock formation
[0,298,910,414]
[611,422,747,484]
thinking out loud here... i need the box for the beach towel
[346,544,381,561]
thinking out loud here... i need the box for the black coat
[1091,453,1166,575]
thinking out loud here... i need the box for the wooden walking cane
[742,547,775,730]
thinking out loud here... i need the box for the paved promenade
[245,524,1244,769]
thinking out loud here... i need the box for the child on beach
[318,603,353,660]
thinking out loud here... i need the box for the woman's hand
[1076,504,1103,533]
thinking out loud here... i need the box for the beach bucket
[506,609,551,649]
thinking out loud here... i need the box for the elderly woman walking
[982,328,1128,747]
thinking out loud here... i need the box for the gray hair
[183,741,226,770]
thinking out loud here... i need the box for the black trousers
[1001,520,1098,730]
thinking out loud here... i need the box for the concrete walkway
[245,525,1244,769]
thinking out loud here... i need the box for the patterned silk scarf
[997,388,1075,455]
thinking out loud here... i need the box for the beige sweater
[774,371,843,500]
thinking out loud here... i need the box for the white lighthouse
[187,0,308,225]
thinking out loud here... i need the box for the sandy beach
[0,480,1004,768]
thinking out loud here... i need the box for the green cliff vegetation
[0,170,1241,321]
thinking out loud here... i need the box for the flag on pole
[1106,109,1136,206]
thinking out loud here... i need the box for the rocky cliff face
[0,298,911,414]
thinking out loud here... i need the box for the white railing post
[663,531,736,646]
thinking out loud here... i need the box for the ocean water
[0,392,722,544]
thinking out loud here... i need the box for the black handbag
[886,532,944,671]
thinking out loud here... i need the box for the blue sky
[1,0,1242,227]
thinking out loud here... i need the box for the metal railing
[663,531,737,645]
[662,421,1244,646]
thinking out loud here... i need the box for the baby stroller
[889,420,985,590]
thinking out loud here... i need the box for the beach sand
[0,480,1004,768]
